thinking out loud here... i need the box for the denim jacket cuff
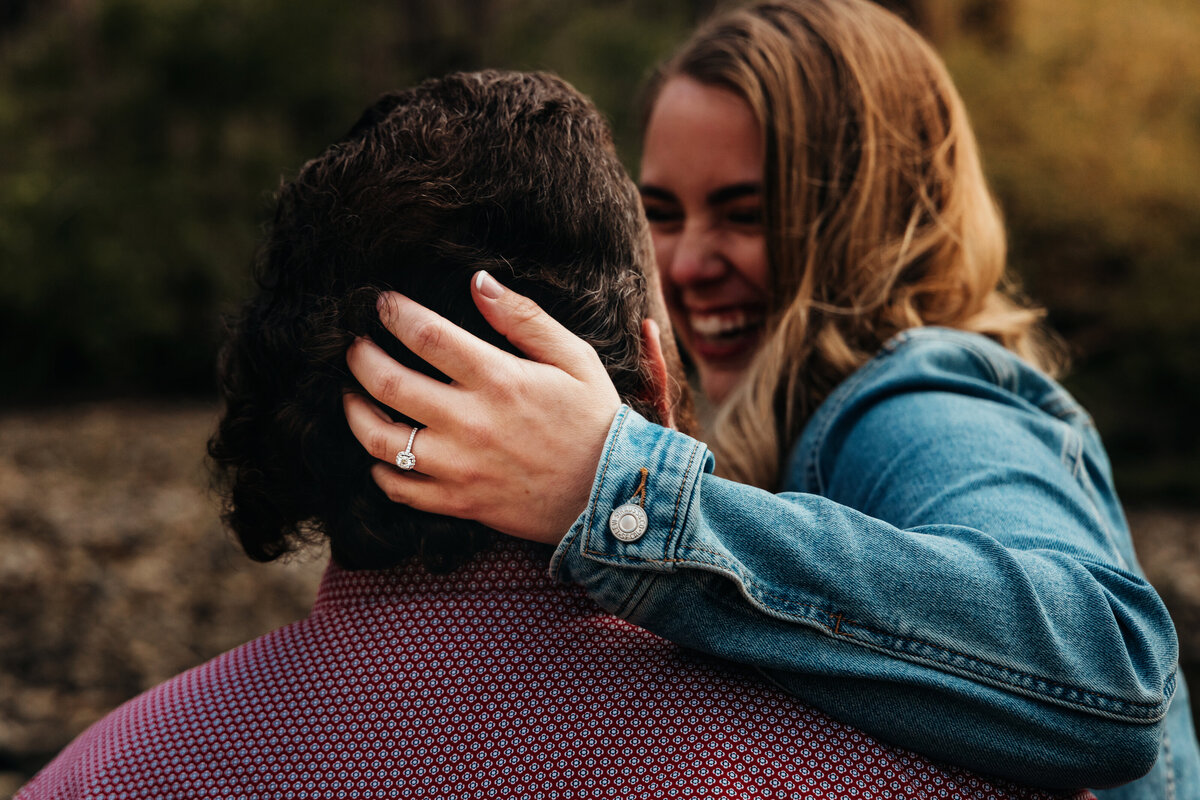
[550,406,710,587]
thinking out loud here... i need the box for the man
[19,71,1088,799]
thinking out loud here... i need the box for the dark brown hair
[209,70,660,571]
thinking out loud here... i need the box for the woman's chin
[698,365,748,407]
[690,334,761,407]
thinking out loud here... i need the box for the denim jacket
[551,328,1199,798]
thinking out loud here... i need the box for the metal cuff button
[609,503,648,542]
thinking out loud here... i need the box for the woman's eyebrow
[639,182,762,205]
[638,185,676,202]
[707,182,762,205]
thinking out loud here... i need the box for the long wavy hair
[644,0,1064,489]
[209,71,663,571]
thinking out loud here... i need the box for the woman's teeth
[689,309,765,342]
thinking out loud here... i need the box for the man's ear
[640,318,675,430]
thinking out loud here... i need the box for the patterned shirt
[19,541,1093,799]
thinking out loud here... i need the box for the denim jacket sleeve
[549,329,1179,790]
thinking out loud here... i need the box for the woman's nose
[667,226,726,286]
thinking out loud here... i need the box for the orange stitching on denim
[681,543,740,561]
[584,410,627,541]
[583,460,1165,713]
[668,443,703,540]
[651,544,1168,711]
[743,580,1167,711]
[633,544,842,627]
[581,546,1167,712]
[632,467,649,508]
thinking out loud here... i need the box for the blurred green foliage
[0,0,1196,501]
[0,0,700,398]
[939,0,1200,502]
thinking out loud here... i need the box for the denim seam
[1042,391,1085,423]
[551,408,628,582]
[576,537,1171,717]
[581,407,628,553]
[580,550,692,565]
[1165,723,1177,800]
[804,345,899,495]
[1060,424,1084,480]
[666,441,704,543]
[950,337,1027,397]
[757,583,1171,716]
[897,328,1007,386]
[659,542,1170,718]
[823,617,1169,716]
[581,417,699,567]
[618,571,660,620]
[1064,426,1130,571]
[805,330,1005,494]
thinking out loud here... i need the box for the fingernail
[475,270,504,300]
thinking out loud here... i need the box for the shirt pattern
[19,541,1094,800]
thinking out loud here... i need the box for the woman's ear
[640,317,675,430]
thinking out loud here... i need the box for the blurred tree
[0,0,412,396]
[0,0,691,400]
[881,0,1016,49]
[0,0,39,37]
[942,0,1200,501]
[0,0,1195,501]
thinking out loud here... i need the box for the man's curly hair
[208,71,661,572]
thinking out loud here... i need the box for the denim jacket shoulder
[793,327,1139,573]
[551,327,1198,796]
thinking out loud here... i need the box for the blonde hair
[645,0,1064,489]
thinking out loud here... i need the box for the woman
[343,1,1198,796]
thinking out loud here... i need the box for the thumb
[470,270,603,377]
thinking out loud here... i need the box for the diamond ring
[395,427,419,471]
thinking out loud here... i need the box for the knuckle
[411,318,444,354]
[584,342,605,366]
[458,418,493,449]
[510,377,538,407]
[577,337,604,364]
[510,296,543,325]
[456,461,485,488]
[436,487,468,518]
[378,475,406,504]
[575,347,609,382]
[373,370,403,404]
[367,429,394,461]
[480,365,520,401]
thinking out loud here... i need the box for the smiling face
[639,76,769,405]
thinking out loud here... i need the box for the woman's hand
[344,271,622,545]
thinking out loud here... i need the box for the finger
[376,291,517,388]
[470,270,605,377]
[370,462,464,517]
[343,392,441,475]
[346,335,460,427]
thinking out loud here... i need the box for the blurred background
[1,0,1197,792]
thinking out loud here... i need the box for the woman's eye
[727,208,763,226]
[643,205,681,224]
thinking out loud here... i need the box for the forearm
[557,539,1167,787]
[551,407,1174,787]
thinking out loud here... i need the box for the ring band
[395,427,419,471]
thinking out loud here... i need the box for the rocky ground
[0,403,326,797]
[0,403,1197,796]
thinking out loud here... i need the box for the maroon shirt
[19,541,1092,799]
